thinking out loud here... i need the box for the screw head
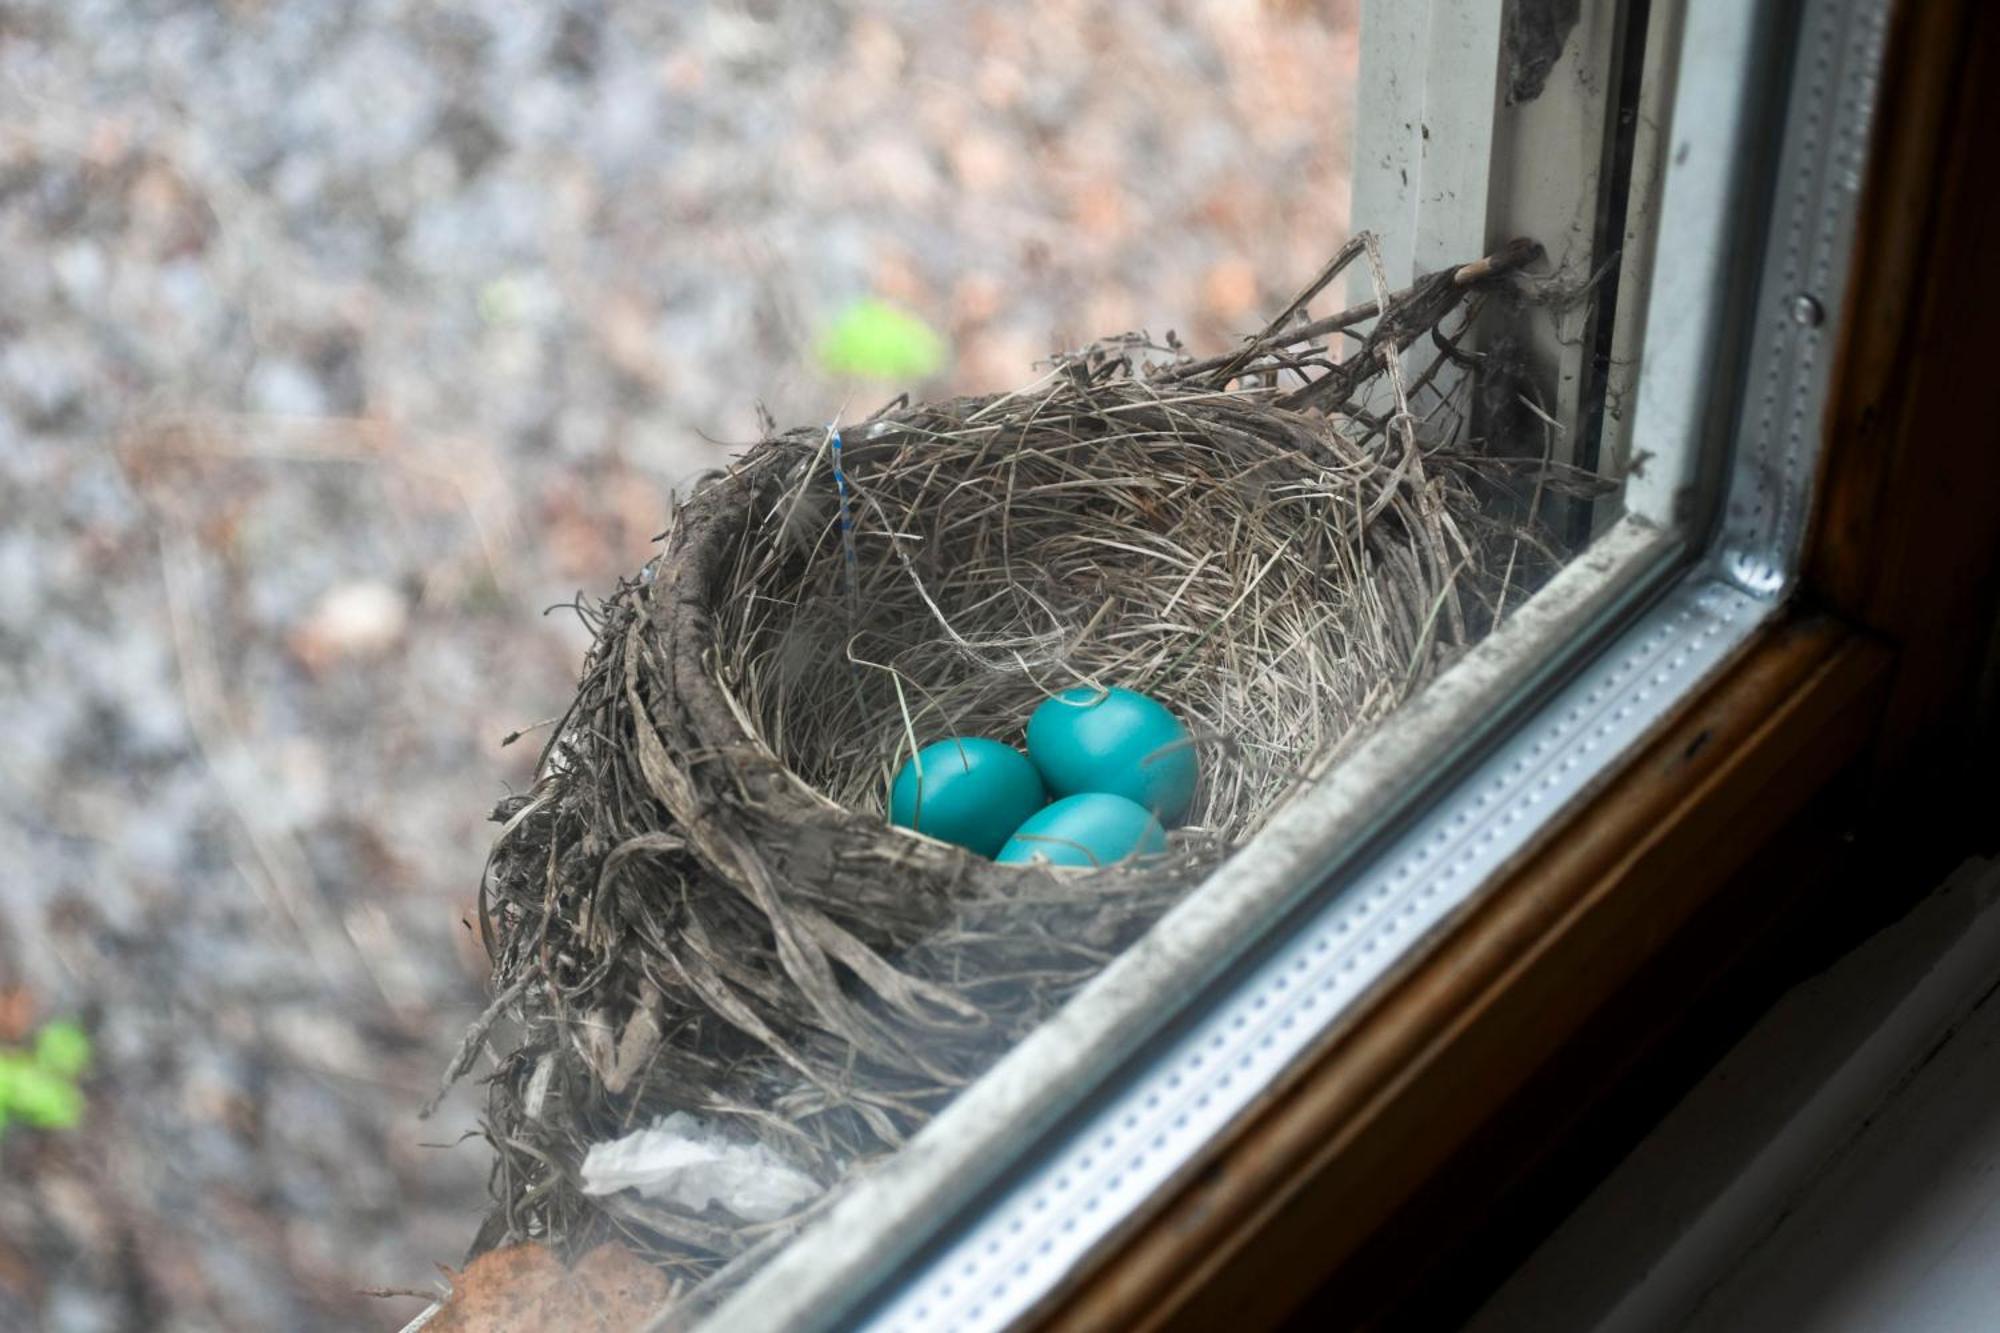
[1791,294,1825,327]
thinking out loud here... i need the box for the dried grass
[444,234,1589,1293]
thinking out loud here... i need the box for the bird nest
[444,235,1581,1295]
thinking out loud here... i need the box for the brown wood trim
[1810,0,1980,616]
[1807,0,2000,794]
[1032,618,1891,1332]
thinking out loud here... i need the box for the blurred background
[0,1,1354,1327]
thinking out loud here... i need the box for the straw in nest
[440,234,1586,1295]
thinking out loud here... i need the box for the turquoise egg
[889,738,1046,858]
[1025,686,1198,823]
[995,793,1168,869]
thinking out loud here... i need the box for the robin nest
[443,234,1587,1296]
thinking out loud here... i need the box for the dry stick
[423,965,540,1118]
[1365,230,1467,645]
[1494,389,1563,624]
[1207,234,1369,386]
[1164,293,1384,385]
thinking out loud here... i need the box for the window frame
[1029,0,2000,1325]
[689,0,1900,1327]
[1040,0,2000,1312]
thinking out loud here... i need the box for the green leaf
[5,1065,82,1129]
[34,1021,92,1079]
[816,299,947,380]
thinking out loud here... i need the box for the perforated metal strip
[860,577,1761,1333]
[1718,0,1886,595]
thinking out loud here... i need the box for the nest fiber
[454,236,1564,1291]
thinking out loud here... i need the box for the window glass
[466,2,1677,1321]
[0,2,1720,1330]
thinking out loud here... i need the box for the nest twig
[450,233,1587,1292]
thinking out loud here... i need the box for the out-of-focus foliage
[0,1022,92,1136]
[817,299,948,380]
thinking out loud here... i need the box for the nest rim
[459,234,1582,1291]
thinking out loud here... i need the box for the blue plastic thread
[831,424,859,612]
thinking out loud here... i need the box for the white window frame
[687,1,1889,1328]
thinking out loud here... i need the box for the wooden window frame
[1030,0,2000,1327]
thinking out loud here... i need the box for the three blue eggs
[888,686,1197,867]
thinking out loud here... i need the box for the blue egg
[889,738,1046,858]
[1025,686,1198,823]
[995,793,1168,868]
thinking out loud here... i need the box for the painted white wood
[1593,0,1687,530]
[1412,0,1506,281]
[1350,0,1430,287]
[1484,3,1624,469]
[1354,2,1631,476]
[1470,858,2000,1333]
[1351,0,1503,290]
[1685,910,2000,1330]
[1619,0,1768,528]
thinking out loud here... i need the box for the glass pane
[0,1,1717,1329]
